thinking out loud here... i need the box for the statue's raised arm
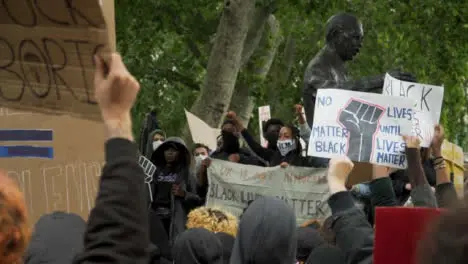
[303,13,416,127]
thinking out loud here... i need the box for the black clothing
[230,197,297,264]
[173,228,223,264]
[25,212,86,264]
[328,191,374,264]
[73,138,149,263]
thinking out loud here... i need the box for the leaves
[116,0,468,149]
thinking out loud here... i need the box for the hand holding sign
[402,135,421,149]
[339,99,384,162]
[327,156,354,194]
[431,125,444,155]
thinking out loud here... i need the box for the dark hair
[283,124,302,155]
[193,143,210,154]
[263,118,284,134]
[222,119,236,127]
[418,206,468,264]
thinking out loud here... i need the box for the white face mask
[195,154,208,169]
[277,139,296,156]
[152,140,163,150]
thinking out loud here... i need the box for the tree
[116,0,468,147]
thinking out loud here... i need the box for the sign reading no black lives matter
[206,159,331,225]
[307,89,414,169]
[383,73,444,148]
[0,0,113,121]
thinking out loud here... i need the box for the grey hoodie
[24,212,86,264]
[145,129,167,159]
[230,197,297,264]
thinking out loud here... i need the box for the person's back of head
[24,211,86,264]
[418,206,468,264]
[305,245,345,264]
[230,196,297,264]
[296,227,325,263]
[215,232,235,264]
[173,228,223,264]
[0,171,29,264]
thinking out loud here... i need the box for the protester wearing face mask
[193,143,210,172]
[262,118,284,151]
[145,129,166,159]
[271,125,326,168]
[227,112,326,168]
[210,120,264,166]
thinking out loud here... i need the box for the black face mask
[264,132,278,149]
[221,131,240,154]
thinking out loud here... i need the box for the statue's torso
[303,47,348,95]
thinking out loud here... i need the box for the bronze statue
[303,13,416,126]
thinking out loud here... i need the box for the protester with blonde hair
[186,207,238,237]
[0,171,30,264]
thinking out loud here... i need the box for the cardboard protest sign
[258,105,271,147]
[0,107,105,225]
[185,109,220,150]
[383,74,444,147]
[206,159,331,225]
[100,0,116,51]
[0,1,113,121]
[308,89,414,169]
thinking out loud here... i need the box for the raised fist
[339,99,384,162]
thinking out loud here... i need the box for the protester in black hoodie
[210,120,264,166]
[230,196,297,264]
[73,53,149,263]
[147,137,203,258]
[173,228,223,264]
[25,212,86,264]
[227,112,326,168]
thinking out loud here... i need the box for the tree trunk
[189,0,255,129]
[229,15,282,126]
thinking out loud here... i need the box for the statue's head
[325,13,364,61]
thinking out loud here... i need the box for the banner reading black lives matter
[308,89,414,169]
[206,160,331,225]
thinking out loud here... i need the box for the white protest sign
[258,106,271,147]
[307,89,414,169]
[206,160,331,225]
[185,109,220,150]
[383,73,444,147]
[138,155,156,202]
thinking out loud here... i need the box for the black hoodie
[25,212,86,264]
[173,228,223,264]
[230,197,297,264]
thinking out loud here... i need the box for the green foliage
[116,0,467,148]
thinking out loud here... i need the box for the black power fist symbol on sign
[338,99,384,162]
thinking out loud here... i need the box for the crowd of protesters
[0,53,466,264]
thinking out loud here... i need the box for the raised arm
[431,125,459,208]
[74,54,149,264]
[403,135,437,208]
[226,111,275,162]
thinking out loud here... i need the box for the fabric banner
[206,160,331,225]
[383,73,444,147]
[308,89,414,169]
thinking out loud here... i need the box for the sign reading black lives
[0,0,112,120]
